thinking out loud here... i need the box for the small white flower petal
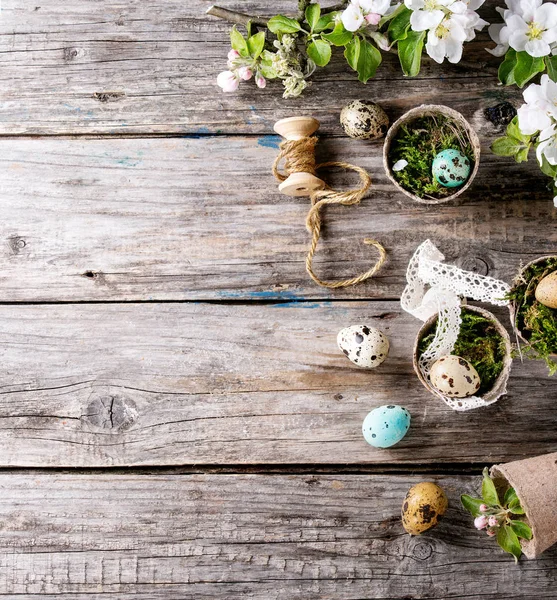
[393,159,408,171]
[410,8,445,31]
[525,38,551,57]
[341,4,365,31]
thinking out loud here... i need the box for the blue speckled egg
[362,405,411,449]
[432,148,471,188]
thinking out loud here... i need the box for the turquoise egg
[362,405,411,449]
[432,148,471,188]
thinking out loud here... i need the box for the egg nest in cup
[418,309,507,395]
[388,115,474,200]
[507,256,557,375]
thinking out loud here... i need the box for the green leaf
[482,468,500,506]
[540,153,557,177]
[267,15,302,34]
[497,524,522,562]
[491,136,525,158]
[314,12,336,33]
[461,495,485,518]
[510,521,533,540]
[344,36,361,71]
[397,30,425,77]
[356,39,382,83]
[259,59,278,79]
[322,21,353,46]
[514,51,545,88]
[504,487,518,506]
[247,31,266,59]
[379,2,405,27]
[230,26,249,57]
[507,116,531,145]
[509,497,526,515]
[305,3,321,31]
[546,54,557,82]
[307,38,332,67]
[388,6,412,44]
[499,48,517,86]
[515,144,531,163]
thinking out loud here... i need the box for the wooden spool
[273,116,326,197]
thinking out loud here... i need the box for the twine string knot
[272,137,387,289]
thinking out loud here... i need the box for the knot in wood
[84,394,137,431]
[412,541,433,560]
[457,256,489,276]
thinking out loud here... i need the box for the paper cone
[491,452,557,559]
[383,104,481,205]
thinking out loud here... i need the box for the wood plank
[1,137,555,302]
[0,0,520,134]
[0,301,555,467]
[0,473,554,598]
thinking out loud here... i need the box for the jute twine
[272,136,387,288]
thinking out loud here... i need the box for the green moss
[389,115,474,200]
[506,257,557,375]
[418,309,507,395]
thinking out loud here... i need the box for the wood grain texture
[0,473,554,598]
[0,0,520,135]
[0,301,555,467]
[1,136,555,301]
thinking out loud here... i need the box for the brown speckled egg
[402,482,448,535]
[340,100,389,140]
[429,355,481,398]
[535,271,557,309]
[337,324,389,369]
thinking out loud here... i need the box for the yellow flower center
[528,21,544,40]
[435,22,450,39]
[424,0,437,10]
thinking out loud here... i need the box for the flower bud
[488,516,498,527]
[474,516,488,530]
[255,75,267,89]
[238,66,253,81]
[217,70,240,93]
[486,527,497,537]
[227,49,241,61]
[365,12,381,25]
[479,504,489,513]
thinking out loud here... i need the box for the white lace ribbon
[401,240,510,411]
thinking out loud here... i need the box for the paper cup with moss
[462,454,557,561]
[413,306,512,411]
[383,104,480,204]
[508,255,557,374]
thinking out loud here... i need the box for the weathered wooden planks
[0,0,520,135]
[0,301,554,467]
[0,473,554,598]
[1,137,555,301]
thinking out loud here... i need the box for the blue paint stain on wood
[217,289,300,301]
[257,136,281,150]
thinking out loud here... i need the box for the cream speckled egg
[535,271,557,309]
[340,100,389,140]
[337,325,389,369]
[429,355,481,398]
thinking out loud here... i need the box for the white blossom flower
[536,124,557,165]
[489,0,557,58]
[517,75,557,135]
[341,0,395,32]
[426,14,469,63]
[506,2,557,57]
[404,0,458,32]
[217,70,240,92]
[238,66,253,80]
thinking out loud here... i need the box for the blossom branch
[206,5,269,27]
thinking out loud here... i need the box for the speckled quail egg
[432,148,471,188]
[340,100,389,140]
[535,271,557,309]
[337,325,389,368]
[429,355,481,398]
[362,405,411,448]
[402,482,448,535]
